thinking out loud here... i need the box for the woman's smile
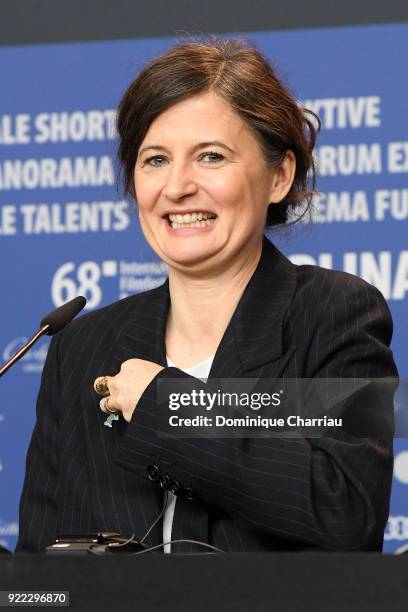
[164,210,218,232]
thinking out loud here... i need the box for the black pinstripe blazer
[17,237,398,553]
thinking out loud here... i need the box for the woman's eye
[142,152,224,167]
[145,156,167,167]
[201,151,224,163]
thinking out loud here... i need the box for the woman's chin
[162,245,222,270]
[168,252,215,269]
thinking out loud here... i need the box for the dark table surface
[1,553,408,611]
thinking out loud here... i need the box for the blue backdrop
[0,24,407,552]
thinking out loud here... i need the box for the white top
[162,354,215,553]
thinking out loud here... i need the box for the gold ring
[104,396,118,414]
[94,377,110,397]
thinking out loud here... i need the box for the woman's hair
[117,38,319,227]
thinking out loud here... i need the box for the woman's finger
[99,395,120,414]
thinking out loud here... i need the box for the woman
[17,39,398,553]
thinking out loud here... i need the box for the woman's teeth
[168,212,216,228]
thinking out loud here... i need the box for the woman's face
[134,91,293,273]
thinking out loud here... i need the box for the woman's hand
[94,359,165,423]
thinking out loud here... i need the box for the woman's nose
[163,163,199,201]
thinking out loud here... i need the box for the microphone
[0,296,87,378]
[40,296,87,335]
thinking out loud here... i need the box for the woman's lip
[163,211,217,218]
[163,216,217,234]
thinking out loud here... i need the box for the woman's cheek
[134,172,162,207]
[135,181,152,210]
[206,176,242,207]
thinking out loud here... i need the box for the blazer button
[168,479,181,495]
[159,473,171,490]
[146,465,160,482]
[183,487,195,501]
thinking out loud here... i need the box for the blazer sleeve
[115,277,398,551]
[15,335,62,553]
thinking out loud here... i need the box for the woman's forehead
[140,92,252,148]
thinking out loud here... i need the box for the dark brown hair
[117,38,319,227]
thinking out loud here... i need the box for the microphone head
[40,296,87,335]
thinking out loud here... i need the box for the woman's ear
[268,150,296,203]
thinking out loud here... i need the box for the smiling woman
[18,39,398,555]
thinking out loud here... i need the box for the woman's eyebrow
[137,145,167,157]
[194,141,235,153]
[138,140,235,157]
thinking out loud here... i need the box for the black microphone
[40,296,86,335]
[0,296,87,378]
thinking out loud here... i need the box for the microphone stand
[0,325,50,379]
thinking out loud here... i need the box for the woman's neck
[166,245,262,356]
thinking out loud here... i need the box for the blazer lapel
[111,280,170,372]
[209,236,297,379]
